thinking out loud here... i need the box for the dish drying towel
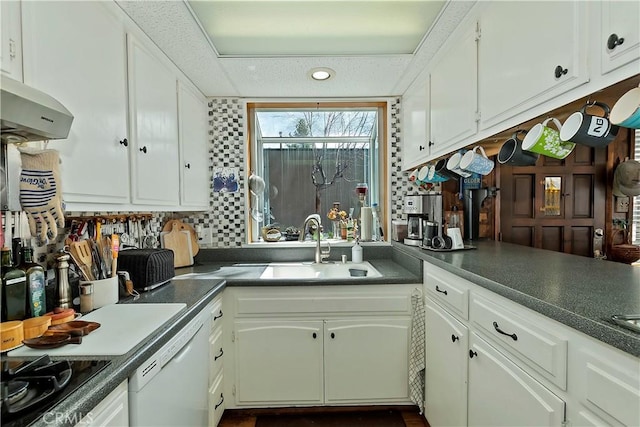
[409,289,425,414]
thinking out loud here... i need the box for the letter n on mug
[588,117,608,137]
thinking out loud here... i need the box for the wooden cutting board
[162,219,199,256]
[162,222,193,267]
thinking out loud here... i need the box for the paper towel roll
[360,207,373,241]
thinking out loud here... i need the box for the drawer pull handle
[469,350,478,359]
[215,394,224,410]
[451,334,459,343]
[214,348,224,360]
[435,285,448,295]
[493,321,518,341]
[213,310,223,320]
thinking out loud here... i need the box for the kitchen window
[247,102,387,243]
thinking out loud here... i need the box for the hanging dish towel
[409,288,426,414]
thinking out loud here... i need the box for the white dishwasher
[129,302,213,426]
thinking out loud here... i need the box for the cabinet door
[324,318,410,402]
[22,1,130,205]
[468,333,565,427]
[430,24,478,156]
[425,301,468,427]
[75,380,129,427]
[127,34,180,206]
[600,1,640,75]
[1,0,22,80]
[178,82,209,208]
[401,77,430,170]
[235,320,323,404]
[478,1,588,130]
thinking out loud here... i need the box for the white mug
[446,152,471,177]
[447,227,464,249]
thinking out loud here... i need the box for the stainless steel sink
[611,315,640,333]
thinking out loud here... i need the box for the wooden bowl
[23,316,52,339]
[1,321,24,352]
[610,244,640,264]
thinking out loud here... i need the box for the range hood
[1,75,74,143]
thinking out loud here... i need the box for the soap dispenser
[352,238,363,263]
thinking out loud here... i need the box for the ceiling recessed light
[309,68,334,81]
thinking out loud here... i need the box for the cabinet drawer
[424,263,469,320]
[235,288,412,316]
[209,373,225,427]
[209,328,223,382]
[576,347,640,426]
[471,294,567,389]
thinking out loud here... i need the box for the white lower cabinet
[324,319,410,402]
[468,333,565,426]
[423,261,640,427]
[425,301,468,427]
[235,320,324,404]
[227,285,415,408]
[75,380,129,427]
[209,296,225,426]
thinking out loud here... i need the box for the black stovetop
[1,356,110,427]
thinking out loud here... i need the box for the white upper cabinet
[600,1,640,75]
[178,82,209,208]
[127,34,180,206]
[430,24,478,157]
[401,76,430,170]
[477,1,588,130]
[1,0,22,80]
[21,1,130,206]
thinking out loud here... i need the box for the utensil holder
[80,277,118,309]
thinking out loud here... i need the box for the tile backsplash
[33,97,413,253]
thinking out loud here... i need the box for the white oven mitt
[18,147,65,241]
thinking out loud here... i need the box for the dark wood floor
[218,406,430,427]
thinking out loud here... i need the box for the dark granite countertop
[11,246,419,427]
[393,240,640,357]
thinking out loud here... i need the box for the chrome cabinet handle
[493,321,518,341]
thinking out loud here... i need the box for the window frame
[245,101,389,244]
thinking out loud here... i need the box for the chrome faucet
[300,213,329,263]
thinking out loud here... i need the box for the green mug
[521,118,575,159]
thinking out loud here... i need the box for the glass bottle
[371,203,381,241]
[19,245,47,317]
[1,248,27,321]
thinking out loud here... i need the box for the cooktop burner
[1,356,110,427]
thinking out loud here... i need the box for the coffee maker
[403,194,443,247]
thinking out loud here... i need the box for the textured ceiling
[115,1,475,98]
